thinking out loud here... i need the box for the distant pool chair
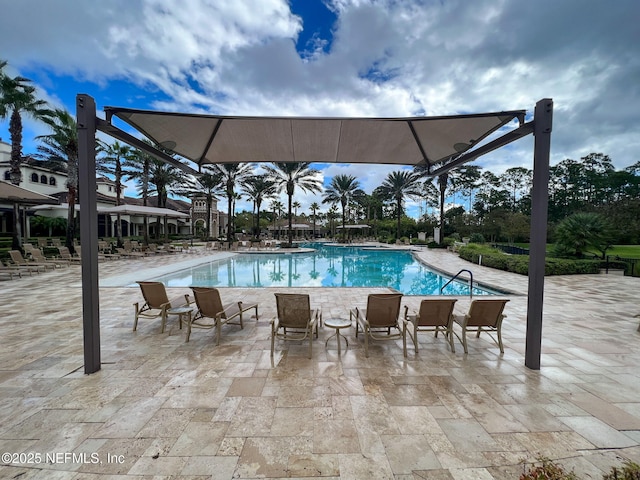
[352,293,404,357]
[453,299,509,354]
[403,298,457,355]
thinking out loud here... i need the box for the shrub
[469,232,485,243]
[457,245,602,275]
[520,457,577,480]
[602,460,640,480]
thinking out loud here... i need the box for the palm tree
[309,202,321,238]
[292,201,301,221]
[264,162,322,246]
[35,108,79,250]
[124,142,155,244]
[0,61,51,248]
[270,199,284,239]
[242,176,278,238]
[437,173,449,243]
[322,174,364,241]
[377,170,422,240]
[98,141,132,246]
[214,163,254,245]
[148,157,187,239]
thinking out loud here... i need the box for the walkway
[0,245,638,479]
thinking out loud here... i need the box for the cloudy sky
[1,0,639,217]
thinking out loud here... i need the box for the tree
[270,199,284,238]
[148,157,188,239]
[322,174,364,241]
[98,141,132,246]
[35,108,78,250]
[309,202,321,238]
[264,162,322,246]
[437,173,449,243]
[377,170,422,240]
[242,176,278,238]
[554,212,613,259]
[0,61,51,248]
[213,163,254,245]
[125,141,154,244]
[500,166,532,211]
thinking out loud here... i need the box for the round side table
[324,318,351,355]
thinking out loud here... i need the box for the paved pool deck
[1,244,639,479]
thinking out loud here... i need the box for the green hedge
[458,244,603,275]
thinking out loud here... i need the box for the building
[0,139,227,240]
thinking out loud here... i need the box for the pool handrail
[440,269,474,298]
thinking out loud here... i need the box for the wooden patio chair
[8,250,52,271]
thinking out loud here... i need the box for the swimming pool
[149,243,500,296]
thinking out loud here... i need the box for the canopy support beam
[96,118,200,177]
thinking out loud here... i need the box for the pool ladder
[440,269,474,297]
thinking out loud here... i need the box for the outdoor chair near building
[351,293,404,357]
[0,262,25,279]
[271,293,320,359]
[8,250,54,271]
[188,287,259,344]
[57,246,82,264]
[403,298,457,355]
[37,238,48,248]
[133,281,192,333]
[30,248,68,267]
[453,299,509,354]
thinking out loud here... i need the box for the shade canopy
[0,180,58,206]
[107,107,525,169]
[336,224,370,229]
[99,204,189,218]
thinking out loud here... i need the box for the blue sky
[2,0,640,219]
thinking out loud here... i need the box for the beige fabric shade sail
[0,180,58,206]
[106,107,525,169]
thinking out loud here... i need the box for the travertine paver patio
[0,244,639,479]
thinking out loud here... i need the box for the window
[49,176,56,186]
[4,171,10,181]
[40,174,47,184]
[31,172,39,182]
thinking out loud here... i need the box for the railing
[492,244,529,255]
[440,268,474,297]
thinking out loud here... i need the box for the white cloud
[2,0,639,178]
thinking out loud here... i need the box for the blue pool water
[149,243,499,296]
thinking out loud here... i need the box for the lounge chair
[0,262,24,279]
[8,250,52,271]
[271,293,320,358]
[133,281,191,333]
[57,246,82,264]
[30,248,68,267]
[453,299,509,354]
[403,298,457,355]
[188,287,259,344]
[351,293,404,357]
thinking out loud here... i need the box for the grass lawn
[601,245,640,257]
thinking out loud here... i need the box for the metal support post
[77,94,101,374]
[525,99,553,370]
